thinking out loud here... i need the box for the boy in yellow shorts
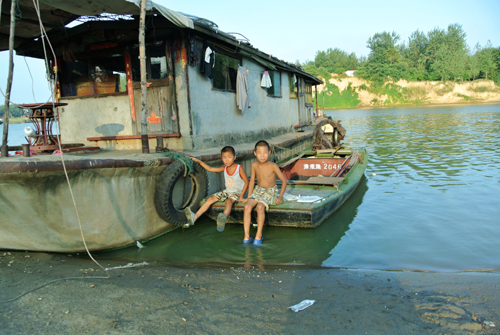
[186,146,248,231]
[242,140,287,246]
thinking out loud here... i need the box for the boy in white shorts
[185,146,249,231]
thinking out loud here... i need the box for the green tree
[478,41,496,80]
[468,43,481,80]
[406,30,428,80]
[363,31,409,81]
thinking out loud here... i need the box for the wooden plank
[346,149,359,168]
[61,146,100,153]
[292,176,344,186]
[316,149,352,155]
[279,153,305,169]
[87,133,180,141]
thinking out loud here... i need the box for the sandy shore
[1,251,498,334]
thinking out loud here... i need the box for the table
[18,102,67,152]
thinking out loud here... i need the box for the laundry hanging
[261,71,272,88]
[200,40,215,79]
[236,66,251,114]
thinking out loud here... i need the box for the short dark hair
[221,146,235,155]
[254,140,270,151]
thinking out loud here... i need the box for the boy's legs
[243,199,258,241]
[254,202,266,241]
[223,198,236,218]
[186,195,218,224]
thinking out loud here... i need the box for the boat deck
[0,126,314,174]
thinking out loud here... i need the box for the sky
[1,0,499,104]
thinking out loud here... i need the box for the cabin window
[60,54,127,97]
[212,53,240,91]
[267,71,282,97]
[289,75,298,98]
[130,44,169,82]
[305,83,313,104]
[59,54,127,97]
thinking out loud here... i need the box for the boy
[185,146,249,232]
[242,140,287,246]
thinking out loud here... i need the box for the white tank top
[224,164,245,193]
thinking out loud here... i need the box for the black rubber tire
[154,160,209,226]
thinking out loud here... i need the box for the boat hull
[208,148,367,228]
[0,163,178,252]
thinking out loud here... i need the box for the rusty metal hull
[0,159,178,253]
[208,148,367,228]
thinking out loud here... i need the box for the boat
[0,118,3,125]
[207,120,368,228]
[0,0,322,252]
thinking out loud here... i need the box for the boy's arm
[237,166,250,202]
[190,157,224,173]
[274,163,287,205]
[242,163,256,203]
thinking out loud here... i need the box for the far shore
[0,117,29,124]
[321,99,500,111]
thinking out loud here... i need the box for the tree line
[0,105,27,118]
[302,24,500,83]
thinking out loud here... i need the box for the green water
[99,104,500,272]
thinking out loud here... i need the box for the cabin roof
[0,0,321,84]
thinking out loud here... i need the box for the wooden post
[1,0,16,158]
[322,91,325,113]
[315,85,318,118]
[139,0,149,153]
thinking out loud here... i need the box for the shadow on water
[98,176,369,269]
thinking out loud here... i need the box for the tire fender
[154,160,208,226]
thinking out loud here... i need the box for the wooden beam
[87,133,181,141]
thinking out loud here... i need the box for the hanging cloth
[236,66,251,114]
[200,40,215,79]
[261,71,272,88]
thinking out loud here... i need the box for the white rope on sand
[105,262,149,271]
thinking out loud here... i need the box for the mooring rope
[165,152,193,176]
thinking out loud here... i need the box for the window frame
[266,70,282,97]
[211,50,241,93]
[58,50,128,99]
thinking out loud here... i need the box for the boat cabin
[9,3,322,151]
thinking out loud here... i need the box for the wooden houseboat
[0,0,322,252]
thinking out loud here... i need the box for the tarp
[0,0,193,51]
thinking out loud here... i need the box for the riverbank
[1,251,498,334]
[0,117,29,124]
[324,99,500,111]
[315,77,500,109]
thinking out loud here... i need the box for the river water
[3,104,499,272]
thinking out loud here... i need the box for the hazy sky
[1,0,499,104]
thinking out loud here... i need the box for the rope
[165,152,193,176]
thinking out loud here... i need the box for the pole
[315,85,318,118]
[322,91,325,114]
[139,0,149,153]
[1,0,16,158]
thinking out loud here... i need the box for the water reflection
[99,176,368,268]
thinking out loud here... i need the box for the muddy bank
[1,252,498,334]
